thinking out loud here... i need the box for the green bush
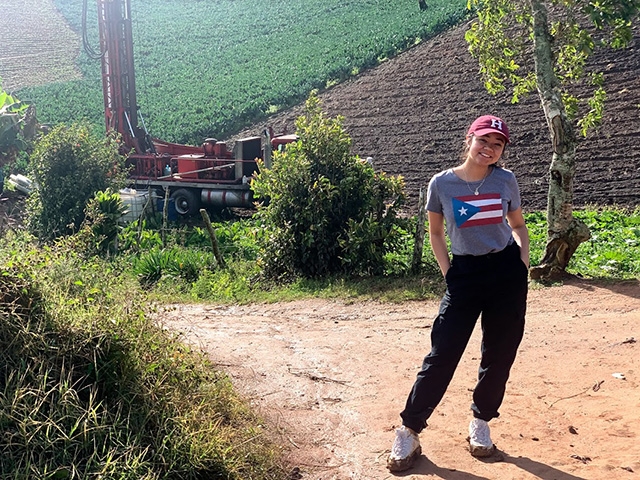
[78,189,128,256]
[0,81,35,175]
[26,123,127,241]
[251,93,405,279]
[118,219,164,253]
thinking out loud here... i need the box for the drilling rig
[91,0,294,217]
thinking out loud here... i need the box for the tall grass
[0,232,285,479]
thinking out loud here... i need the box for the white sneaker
[387,426,421,472]
[468,418,496,457]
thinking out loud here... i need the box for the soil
[236,22,640,215]
[160,279,640,480]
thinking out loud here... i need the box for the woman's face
[466,133,506,167]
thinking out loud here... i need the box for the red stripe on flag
[479,203,502,212]
[461,216,504,228]
[457,193,501,202]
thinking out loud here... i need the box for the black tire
[170,188,200,216]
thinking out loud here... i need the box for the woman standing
[387,115,530,472]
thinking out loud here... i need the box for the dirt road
[161,279,640,480]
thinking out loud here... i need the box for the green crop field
[16,0,467,145]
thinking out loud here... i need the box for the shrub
[0,82,32,172]
[26,122,127,241]
[76,188,128,256]
[251,92,405,279]
[132,246,215,287]
[118,219,164,253]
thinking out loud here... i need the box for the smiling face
[466,132,506,167]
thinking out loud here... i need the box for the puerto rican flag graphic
[453,193,504,228]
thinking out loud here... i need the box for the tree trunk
[528,0,590,281]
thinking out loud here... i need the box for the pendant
[474,190,479,195]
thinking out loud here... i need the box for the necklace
[463,168,490,196]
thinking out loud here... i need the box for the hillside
[2,1,638,215]
[6,0,467,145]
[237,22,640,214]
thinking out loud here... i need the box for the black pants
[400,241,528,433]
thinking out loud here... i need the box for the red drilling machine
[92,0,294,217]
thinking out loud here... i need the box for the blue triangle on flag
[453,198,481,227]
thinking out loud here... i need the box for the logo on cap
[467,115,510,143]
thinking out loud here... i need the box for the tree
[465,0,640,280]
[251,92,405,280]
[27,123,127,241]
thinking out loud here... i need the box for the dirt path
[160,279,640,480]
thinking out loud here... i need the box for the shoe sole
[469,443,496,458]
[387,445,422,472]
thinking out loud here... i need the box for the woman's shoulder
[492,166,516,180]
[430,168,456,182]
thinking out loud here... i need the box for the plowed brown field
[238,23,640,215]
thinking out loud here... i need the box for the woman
[388,115,530,472]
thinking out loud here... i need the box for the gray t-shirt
[426,167,521,256]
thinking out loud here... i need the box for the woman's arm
[427,211,451,277]
[506,207,530,268]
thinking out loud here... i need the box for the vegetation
[108,207,639,306]
[251,93,406,280]
[0,81,33,173]
[527,208,640,281]
[2,3,638,477]
[18,0,467,145]
[0,233,285,479]
[78,188,128,256]
[0,84,26,159]
[0,181,637,479]
[26,122,127,240]
[465,0,640,280]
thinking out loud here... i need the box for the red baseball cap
[467,115,510,143]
